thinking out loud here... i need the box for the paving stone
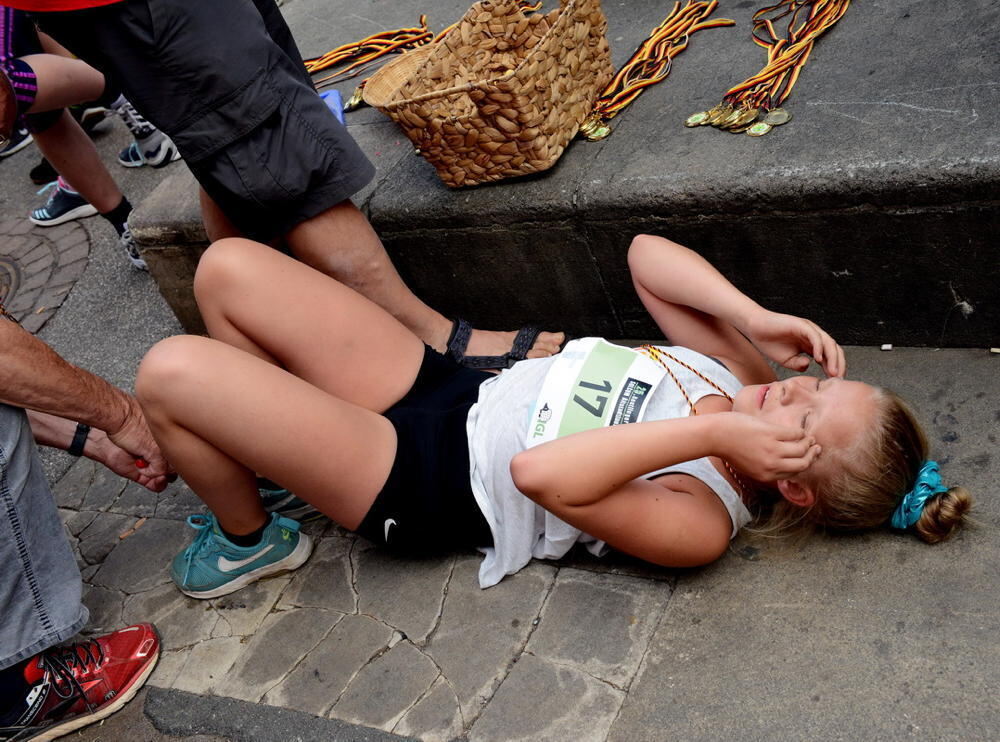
[264,613,390,716]
[526,569,671,687]
[93,517,190,593]
[470,654,623,742]
[218,607,336,702]
[424,557,556,722]
[59,508,99,537]
[210,576,292,638]
[170,636,248,695]
[154,481,207,521]
[78,512,138,564]
[52,457,95,509]
[80,462,129,511]
[332,641,440,732]
[355,543,454,643]
[278,532,355,613]
[149,648,188,691]
[393,675,464,742]
[82,584,126,635]
[80,564,100,582]
[110,481,158,517]
[122,583,219,649]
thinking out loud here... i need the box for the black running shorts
[356,348,495,555]
[34,0,375,243]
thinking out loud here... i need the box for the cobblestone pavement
[0,218,89,332]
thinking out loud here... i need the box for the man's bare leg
[33,111,121,213]
[284,199,564,359]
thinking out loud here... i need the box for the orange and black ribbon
[723,0,850,114]
[304,17,434,90]
[580,1,734,141]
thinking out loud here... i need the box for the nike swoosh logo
[218,545,274,572]
[384,518,397,543]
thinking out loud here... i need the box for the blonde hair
[759,389,972,542]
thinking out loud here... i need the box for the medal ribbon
[579,1,734,141]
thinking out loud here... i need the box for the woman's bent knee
[136,335,214,407]
[194,238,269,305]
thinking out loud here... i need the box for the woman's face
[732,376,880,480]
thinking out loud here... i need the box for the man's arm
[0,317,168,481]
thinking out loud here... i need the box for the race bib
[526,338,666,448]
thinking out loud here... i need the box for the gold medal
[764,107,792,126]
[746,121,772,137]
[708,104,734,125]
[716,109,744,129]
[685,111,711,127]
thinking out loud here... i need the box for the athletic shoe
[114,100,180,168]
[29,179,97,227]
[0,623,159,742]
[258,477,323,522]
[29,157,58,185]
[118,223,148,271]
[0,126,32,158]
[69,103,109,135]
[171,512,313,599]
[117,134,180,169]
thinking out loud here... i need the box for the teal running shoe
[257,476,323,522]
[171,512,313,599]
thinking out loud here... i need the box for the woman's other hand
[711,412,822,482]
[745,309,846,378]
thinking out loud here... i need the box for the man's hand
[745,309,846,378]
[711,412,822,482]
[104,396,170,482]
[85,428,171,492]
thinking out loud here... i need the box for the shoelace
[37,639,106,712]
[181,514,217,586]
[116,101,155,139]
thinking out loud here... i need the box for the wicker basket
[364,0,612,188]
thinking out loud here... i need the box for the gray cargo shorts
[35,0,375,244]
[0,404,87,670]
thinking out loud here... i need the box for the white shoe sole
[0,132,33,158]
[29,203,98,227]
[179,533,314,600]
[30,646,159,742]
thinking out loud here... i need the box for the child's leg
[194,238,426,413]
[32,110,122,212]
[17,54,104,112]
[137,335,399,533]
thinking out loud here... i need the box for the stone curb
[145,687,416,742]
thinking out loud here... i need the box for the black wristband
[68,423,90,457]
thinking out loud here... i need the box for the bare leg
[285,200,565,359]
[137,335,398,533]
[199,188,243,242]
[194,238,425,411]
[32,110,122,212]
[20,54,104,112]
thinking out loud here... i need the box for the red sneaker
[1,623,159,742]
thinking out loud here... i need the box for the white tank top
[466,340,752,588]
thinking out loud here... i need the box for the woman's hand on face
[745,309,846,378]
[712,413,822,482]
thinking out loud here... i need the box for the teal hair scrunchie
[891,460,948,530]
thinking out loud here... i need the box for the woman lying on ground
[136,235,971,598]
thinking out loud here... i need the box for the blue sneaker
[258,477,323,522]
[171,512,313,599]
[29,179,98,227]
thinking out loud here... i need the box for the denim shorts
[0,404,86,670]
